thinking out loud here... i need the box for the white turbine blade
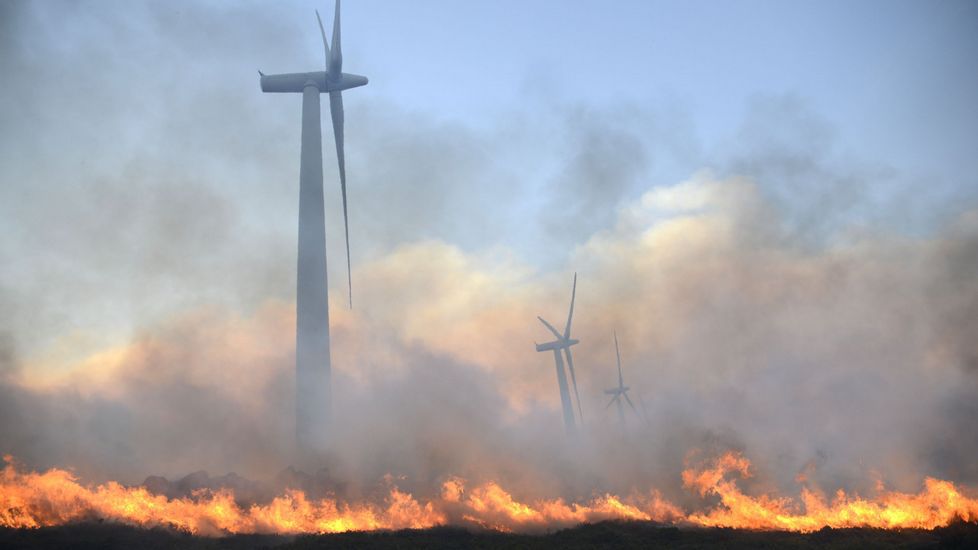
[614,331,624,389]
[538,316,563,341]
[564,348,584,424]
[329,90,352,307]
[329,0,343,75]
[315,9,330,69]
[563,272,577,339]
[605,396,619,410]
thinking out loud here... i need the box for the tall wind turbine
[605,332,639,428]
[259,0,367,456]
[535,273,584,433]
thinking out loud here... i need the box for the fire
[443,478,682,532]
[683,452,978,532]
[2,453,976,536]
[0,455,444,536]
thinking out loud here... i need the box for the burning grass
[2,452,977,537]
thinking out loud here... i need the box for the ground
[2,521,977,549]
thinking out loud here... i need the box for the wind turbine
[637,393,652,426]
[535,273,584,433]
[605,332,639,428]
[259,0,367,456]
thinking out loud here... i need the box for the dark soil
[2,520,977,549]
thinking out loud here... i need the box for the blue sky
[344,0,977,187]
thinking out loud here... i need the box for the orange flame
[442,477,682,532]
[2,453,976,535]
[0,455,443,536]
[682,452,978,531]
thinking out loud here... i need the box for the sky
[1,0,977,498]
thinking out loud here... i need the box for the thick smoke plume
[2,174,977,505]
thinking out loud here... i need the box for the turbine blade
[329,90,352,308]
[614,331,624,389]
[537,316,563,341]
[315,9,330,69]
[623,392,638,414]
[638,394,651,425]
[329,0,343,75]
[564,348,584,424]
[605,396,619,410]
[563,272,577,339]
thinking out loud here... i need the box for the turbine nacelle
[260,71,368,94]
[535,338,579,352]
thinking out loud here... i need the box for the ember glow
[2,453,975,536]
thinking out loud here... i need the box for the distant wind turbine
[259,0,367,456]
[535,273,584,433]
[605,332,639,428]
[637,393,652,426]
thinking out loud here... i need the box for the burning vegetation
[3,452,976,537]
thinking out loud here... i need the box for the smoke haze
[1,0,977,508]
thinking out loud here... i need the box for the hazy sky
[1,1,977,491]
[2,1,974,346]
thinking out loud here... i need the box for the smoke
[3,174,977,504]
[542,104,649,245]
[1,0,977,508]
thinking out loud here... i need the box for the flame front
[683,452,978,531]
[0,456,444,536]
[2,453,976,535]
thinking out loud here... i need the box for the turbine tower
[605,332,639,428]
[258,0,367,456]
[535,273,584,433]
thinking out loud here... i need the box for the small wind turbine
[605,332,639,428]
[535,273,584,433]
